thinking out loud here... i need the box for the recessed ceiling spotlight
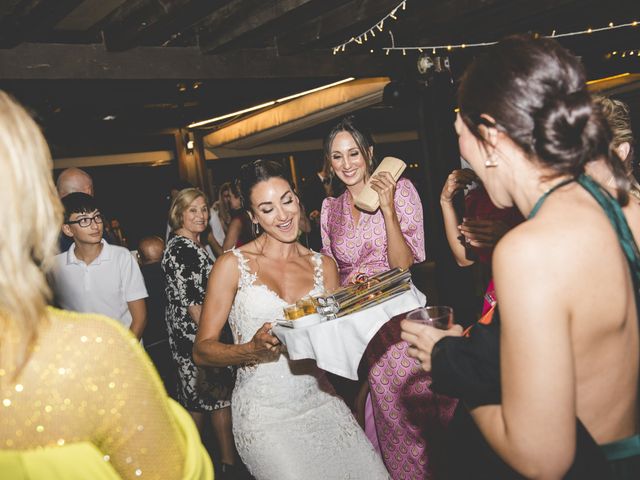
[102,115,116,121]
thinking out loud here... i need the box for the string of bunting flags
[331,0,638,56]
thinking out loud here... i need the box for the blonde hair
[168,187,208,232]
[0,92,63,382]
[594,95,635,167]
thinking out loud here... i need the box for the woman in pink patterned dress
[320,117,456,479]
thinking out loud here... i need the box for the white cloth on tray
[273,285,426,380]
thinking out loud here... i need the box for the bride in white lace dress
[194,160,389,480]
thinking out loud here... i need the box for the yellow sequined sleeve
[88,315,189,479]
[1,309,212,480]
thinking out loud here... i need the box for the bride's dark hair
[236,159,296,210]
[458,34,630,205]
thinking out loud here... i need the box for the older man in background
[56,167,94,198]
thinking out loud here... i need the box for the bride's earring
[485,152,498,168]
[252,222,261,237]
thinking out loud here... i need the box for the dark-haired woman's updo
[236,159,295,210]
[458,34,630,204]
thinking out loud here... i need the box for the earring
[252,222,261,237]
[485,152,498,168]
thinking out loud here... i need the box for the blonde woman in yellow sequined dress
[0,92,212,479]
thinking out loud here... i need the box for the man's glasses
[66,214,103,228]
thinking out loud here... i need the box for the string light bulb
[332,1,404,52]
[374,19,637,55]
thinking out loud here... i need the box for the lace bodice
[225,248,390,480]
[228,248,324,346]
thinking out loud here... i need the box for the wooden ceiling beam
[0,0,24,18]
[197,0,330,54]
[0,43,396,79]
[274,0,402,56]
[0,0,85,48]
[101,0,224,52]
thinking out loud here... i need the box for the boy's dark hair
[62,192,99,223]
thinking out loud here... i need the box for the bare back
[568,188,640,442]
[495,180,640,449]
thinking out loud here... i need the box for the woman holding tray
[194,159,389,480]
[320,116,455,479]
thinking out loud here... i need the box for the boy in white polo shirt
[49,193,148,338]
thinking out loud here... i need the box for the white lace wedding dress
[228,249,390,480]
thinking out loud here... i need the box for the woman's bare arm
[470,227,576,479]
[193,252,281,367]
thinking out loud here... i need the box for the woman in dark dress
[401,35,640,479]
[222,182,252,249]
[163,187,237,472]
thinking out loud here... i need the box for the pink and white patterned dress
[321,177,457,479]
[320,177,425,285]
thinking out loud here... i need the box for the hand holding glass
[405,306,453,330]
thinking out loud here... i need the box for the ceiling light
[187,77,356,129]
[188,101,276,128]
[586,72,630,85]
[102,115,116,121]
[275,77,355,103]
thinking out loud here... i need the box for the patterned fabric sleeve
[169,240,208,308]
[394,177,426,262]
[320,197,335,260]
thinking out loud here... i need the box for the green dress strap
[528,177,576,219]
[576,175,640,286]
[528,174,640,287]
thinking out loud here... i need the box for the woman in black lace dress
[162,187,237,472]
